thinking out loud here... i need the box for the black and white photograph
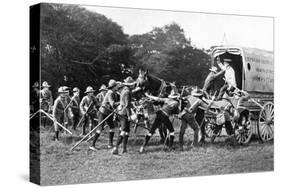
[29,2,274,186]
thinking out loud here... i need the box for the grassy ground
[38,122,274,186]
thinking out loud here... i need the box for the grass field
[38,122,274,186]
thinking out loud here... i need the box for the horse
[134,69,179,144]
[135,69,178,97]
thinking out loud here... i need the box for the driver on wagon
[216,58,237,100]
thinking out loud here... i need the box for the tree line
[40,3,211,94]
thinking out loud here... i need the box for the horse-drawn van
[206,46,274,143]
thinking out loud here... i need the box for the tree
[40,3,131,93]
[129,22,210,86]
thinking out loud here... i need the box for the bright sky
[84,5,274,51]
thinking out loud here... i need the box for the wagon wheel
[204,117,222,138]
[234,119,253,144]
[258,102,274,142]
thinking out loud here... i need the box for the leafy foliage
[40,3,130,93]
[40,4,211,94]
[129,23,211,86]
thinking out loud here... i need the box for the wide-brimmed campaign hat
[123,76,135,87]
[99,84,107,91]
[223,58,232,63]
[32,82,39,88]
[107,79,118,89]
[85,86,95,93]
[62,86,69,92]
[209,66,218,73]
[123,76,134,83]
[58,87,68,93]
[168,90,180,99]
[42,81,51,88]
[191,88,204,97]
[73,87,80,92]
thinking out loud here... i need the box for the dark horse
[135,69,178,97]
[135,69,178,144]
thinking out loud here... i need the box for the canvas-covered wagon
[204,46,274,144]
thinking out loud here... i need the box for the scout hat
[99,84,107,91]
[73,87,80,92]
[107,79,117,89]
[191,87,204,97]
[123,76,134,83]
[168,90,180,99]
[62,86,69,92]
[209,66,218,73]
[32,81,39,88]
[42,81,51,88]
[58,87,67,93]
[123,76,135,86]
[223,58,232,63]
[85,86,95,93]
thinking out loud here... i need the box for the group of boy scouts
[32,56,239,154]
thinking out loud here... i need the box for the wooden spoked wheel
[258,102,274,142]
[234,118,253,144]
[204,117,221,138]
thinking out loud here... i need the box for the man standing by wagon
[217,58,237,99]
[112,77,135,155]
[178,88,210,150]
[89,80,119,151]
[80,86,98,135]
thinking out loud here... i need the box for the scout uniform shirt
[99,90,116,115]
[155,98,179,116]
[225,66,236,88]
[40,88,53,111]
[53,96,68,119]
[184,95,209,114]
[117,86,132,117]
[219,64,236,88]
[96,91,106,107]
[71,95,80,113]
[80,95,98,115]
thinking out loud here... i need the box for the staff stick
[30,109,41,119]
[40,109,73,135]
[76,101,94,128]
[70,111,114,151]
[64,96,76,113]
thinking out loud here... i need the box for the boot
[91,133,100,147]
[112,135,123,155]
[179,132,184,151]
[116,135,123,147]
[139,135,151,153]
[112,146,119,155]
[82,124,86,135]
[55,131,59,141]
[108,132,114,148]
[122,135,129,153]
[169,135,174,148]
[193,130,199,147]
